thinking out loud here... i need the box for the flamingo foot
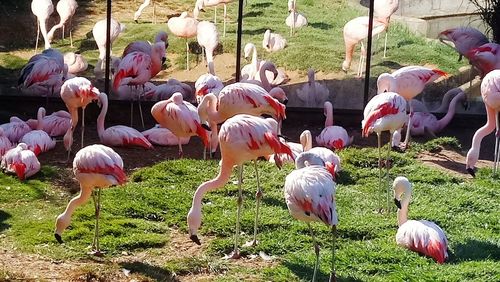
[190,234,201,245]
[243,239,258,247]
[466,167,476,177]
[223,250,241,259]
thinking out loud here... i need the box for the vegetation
[470,0,500,42]
[1,138,499,281]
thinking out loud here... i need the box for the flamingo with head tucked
[286,0,308,36]
[262,29,287,52]
[195,73,224,103]
[93,18,125,79]
[26,109,71,137]
[316,101,352,150]
[269,129,312,165]
[54,144,127,255]
[142,124,190,146]
[393,176,448,264]
[0,117,32,144]
[187,114,294,258]
[1,143,40,181]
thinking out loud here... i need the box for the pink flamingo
[316,101,352,150]
[64,52,88,75]
[0,128,13,158]
[31,0,54,52]
[308,146,342,174]
[20,107,56,156]
[296,69,330,108]
[342,16,387,76]
[60,77,101,159]
[167,12,198,70]
[466,43,500,78]
[197,21,219,75]
[262,29,287,52]
[240,43,288,86]
[96,93,153,149]
[377,66,447,149]
[187,114,294,258]
[142,124,190,146]
[393,176,448,263]
[18,48,66,98]
[269,129,312,165]
[193,0,233,37]
[122,31,168,76]
[286,0,308,36]
[47,0,78,47]
[92,18,125,77]
[284,151,338,281]
[0,117,32,144]
[151,93,209,157]
[362,91,407,211]
[373,0,399,57]
[438,27,489,61]
[195,73,224,103]
[1,143,41,181]
[26,109,71,137]
[54,144,127,255]
[133,0,157,23]
[144,79,194,102]
[466,69,500,177]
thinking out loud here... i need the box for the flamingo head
[376,73,395,94]
[187,206,202,245]
[54,213,71,244]
[393,176,412,209]
[269,87,288,104]
[263,30,271,48]
[325,161,336,179]
[243,43,254,58]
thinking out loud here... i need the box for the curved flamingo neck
[259,63,274,91]
[203,94,222,123]
[37,107,46,131]
[97,93,108,140]
[397,201,409,226]
[436,92,464,131]
[55,184,92,235]
[466,106,497,168]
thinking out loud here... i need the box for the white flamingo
[47,0,78,47]
[197,21,219,75]
[31,0,54,52]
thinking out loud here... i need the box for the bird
[316,101,352,150]
[122,30,168,77]
[94,56,122,81]
[197,21,219,75]
[466,69,500,177]
[133,0,157,23]
[362,91,407,212]
[262,29,287,52]
[193,0,234,37]
[286,0,308,36]
[466,43,500,78]
[284,151,338,281]
[373,0,399,58]
[31,0,54,52]
[268,129,312,165]
[54,144,127,255]
[187,114,294,258]
[308,146,342,174]
[241,61,279,92]
[144,79,194,102]
[438,27,489,62]
[0,128,13,158]
[47,0,78,47]
[60,77,101,160]
[195,73,224,103]
[377,66,447,149]
[393,176,448,264]
[92,18,125,77]
[18,48,67,99]
[64,52,88,75]
[113,42,166,128]
[296,69,330,108]
[167,12,198,71]
[342,16,387,77]
[241,43,289,86]
[25,109,71,137]
[0,117,33,144]
[142,124,190,146]
[151,92,209,157]
[20,107,56,156]
[96,93,153,149]
[1,143,41,181]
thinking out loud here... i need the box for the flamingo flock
[3,1,500,278]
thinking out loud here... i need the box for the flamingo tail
[263,95,286,120]
[362,102,399,137]
[264,132,294,160]
[124,136,154,149]
[427,240,447,264]
[12,162,26,181]
[113,69,126,91]
[195,121,210,148]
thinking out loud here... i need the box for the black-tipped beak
[190,234,201,245]
[55,233,63,244]
[394,198,402,209]
[282,98,289,105]
[466,167,476,177]
[384,90,388,93]
[202,124,212,131]
[200,8,206,12]
[162,57,166,64]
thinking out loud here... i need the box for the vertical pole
[363,0,375,107]
[235,0,244,82]
[104,0,112,95]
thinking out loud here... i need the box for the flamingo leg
[227,165,243,259]
[308,223,320,282]
[91,188,103,256]
[383,31,388,58]
[178,139,183,158]
[386,136,392,213]
[153,0,156,24]
[62,24,65,41]
[69,17,74,48]
[244,160,261,247]
[329,225,337,282]
[223,4,227,37]
[214,6,217,24]
[35,20,40,54]
[81,108,85,148]
[186,38,189,71]
[377,132,383,211]
[402,102,413,150]
[138,86,145,129]
[494,112,499,176]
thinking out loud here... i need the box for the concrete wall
[395,0,484,17]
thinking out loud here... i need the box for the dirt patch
[417,148,493,178]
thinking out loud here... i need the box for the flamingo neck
[251,45,258,76]
[466,107,497,168]
[206,49,215,75]
[204,94,221,124]
[436,92,464,131]
[97,94,108,140]
[36,108,45,131]
[397,202,409,226]
[55,184,93,235]
[259,64,272,91]
[324,103,334,127]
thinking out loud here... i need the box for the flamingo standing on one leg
[362,92,407,212]
[342,16,387,77]
[133,0,157,23]
[285,0,308,36]
[167,12,198,71]
[54,144,127,255]
[187,114,294,258]
[92,18,125,79]
[0,128,13,158]
[316,101,352,150]
[96,93,153,149]
[466,69,500,177]
[47,0,78,47]
[20,107,56,155]
[31,0,54,52]
[151,93,209,157]
[60,77,100,160]
[1,143,41,181]
[193,0,234,37]
[284,151,338,282]
[393,176,448,263]
[373,0,399,58]
[377,66,447,149]
[197,21,219,75]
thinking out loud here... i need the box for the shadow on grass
[310,22,334,30]
[450,239,500,263]
[244,11,264,18]
[283,260,363,282]
[0,210,12,232]
[262,197,289,210]
[242,28,268,36]
[250,2,273,9]
[120,261,176,281]
[372,60,404,70]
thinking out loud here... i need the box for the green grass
[1,138,499,281]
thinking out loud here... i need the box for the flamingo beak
[282,98,289,105]
[466,167,476,177]
[190,234,201,245]
[394,198,402,209]
[201,123,211,131]
[55,233,63,244]
[162,57,166,64]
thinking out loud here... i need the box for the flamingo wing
[73,144,127,185]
